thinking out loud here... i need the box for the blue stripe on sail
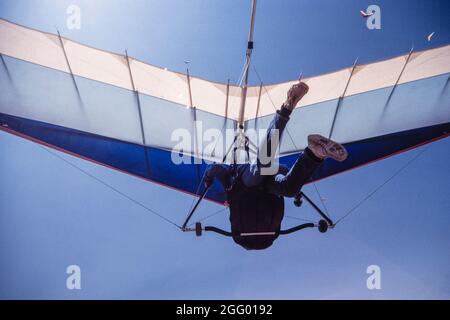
[1,112,449,204]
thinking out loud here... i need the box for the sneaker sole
[324,141,348,162]
[309,134,348,162]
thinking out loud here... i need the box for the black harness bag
[227,180,284,250]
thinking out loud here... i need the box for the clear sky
[0,0,449,299]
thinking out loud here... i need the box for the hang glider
[0,16,449,206]
[360,10,374,18]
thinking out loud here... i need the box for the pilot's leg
[268,148,323,197]
[267,135,348,197]
[240,81,310,189]
[240,108,290,187]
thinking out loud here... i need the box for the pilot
[205,82,348,250]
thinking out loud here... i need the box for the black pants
[240,110,323,197]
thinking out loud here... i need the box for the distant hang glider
[428,32,435,42]
[360,10,374,18]
[0,16,449,205]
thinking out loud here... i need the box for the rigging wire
[186,169,207,214]
[208,59,255,163]
[334,143,432,225]
[284,215,315,224]
[184,45,263,225]
[311,179,330,216]
[38,145,182,230]
[237,59,250,87]
[183,59,253,225]
[187,206,229,227]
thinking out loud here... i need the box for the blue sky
[0,0,449,299]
